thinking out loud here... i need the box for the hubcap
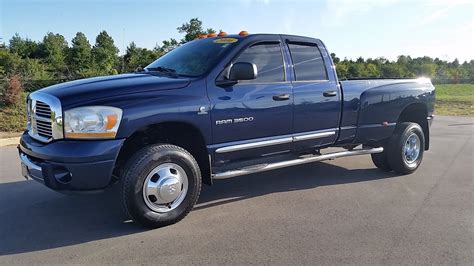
[143,163,188,213]
[403,133,420,165]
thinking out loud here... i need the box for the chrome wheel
[143,163,188,213]
[403,133,420,165]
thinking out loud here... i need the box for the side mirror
[229,62,258,81]
[215,62,258,88]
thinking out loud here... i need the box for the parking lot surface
[0,115,472,264]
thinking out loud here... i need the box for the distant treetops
[0,18,472,85]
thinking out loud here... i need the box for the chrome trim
[358,122,396,129]
[216,137,293,153]
[340,125,357,130]
[215,129,337,153]
[213,147,384,179]
[293,131,335,141]
[27,91,63,143]
[20,153,43,179]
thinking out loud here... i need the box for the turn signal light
[239,31,248,36]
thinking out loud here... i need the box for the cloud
[322,0,400,27]
[418,0,472,26]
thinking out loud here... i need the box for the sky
[1,0,473,62]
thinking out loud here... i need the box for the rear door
[208,39,293,164]
[283,37,341,150]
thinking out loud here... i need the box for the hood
[40,73,191,106]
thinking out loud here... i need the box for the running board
[212,147,384,179]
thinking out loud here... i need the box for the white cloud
[417,0,472,26]
[322,0,400,27]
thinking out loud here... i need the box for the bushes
[1,75,23,106]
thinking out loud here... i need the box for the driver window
[234,43,285,83]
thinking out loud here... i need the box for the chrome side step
[212,147,384,179]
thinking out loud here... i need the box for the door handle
[323,90,337,97]
[273,94,291,101]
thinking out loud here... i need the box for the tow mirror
[229,62,258,81]
[215,62,258,88]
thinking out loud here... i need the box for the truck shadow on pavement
[0,161,397,255]
[196,161,398,210]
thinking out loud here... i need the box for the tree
[68,32,92,78]
[20,58,51,81]
[0,49,22,77]
[9,34,41,58]
[155,38,179,54]
[91,31,119,75]
[177,18,216,43]
[330,53,340,64]
[42,32,68,77]
[124,42,158,72]
[2,74,23,106]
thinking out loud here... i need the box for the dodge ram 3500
[19,33,435,227]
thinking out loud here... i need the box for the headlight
[64,106,122,139]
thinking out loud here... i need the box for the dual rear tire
[371,122,425,174]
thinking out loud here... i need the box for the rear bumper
[18,132,125,191]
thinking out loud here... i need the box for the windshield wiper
[146,66,177,74]
[140,66,197,78]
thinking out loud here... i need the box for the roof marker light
[218,31,227,37]
[239,31,248,36]
[207,33,217,37]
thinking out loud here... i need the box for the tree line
[0,18,472,92]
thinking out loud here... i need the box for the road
[0,115,472,264]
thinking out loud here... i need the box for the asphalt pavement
[0,115,472,264]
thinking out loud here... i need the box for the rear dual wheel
[371,122,425,174]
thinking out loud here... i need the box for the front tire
[386,122,425,174]
[121,144,202,228]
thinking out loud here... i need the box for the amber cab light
[218,31,227,37]
[207,33,217,37]
[239,31,248,36]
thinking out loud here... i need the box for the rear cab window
[287,43,328,81]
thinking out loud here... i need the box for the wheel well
[114,122,212,185]
[397,103,429,150]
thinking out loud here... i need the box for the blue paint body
[18,34,435,191]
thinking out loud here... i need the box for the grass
[435,84,474,116]
[0,84,472,134]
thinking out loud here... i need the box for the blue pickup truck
[19,33,435,227]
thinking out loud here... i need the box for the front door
[208,40,293,164]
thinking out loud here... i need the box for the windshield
[145,38,239,77]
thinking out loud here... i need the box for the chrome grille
[34,101,53,139]
[35,101,51,118]
[27,92,63,143]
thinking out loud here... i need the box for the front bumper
[18,132,125,191]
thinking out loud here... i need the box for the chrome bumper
[20,152,44,182]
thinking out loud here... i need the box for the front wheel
[121,144,202,228]
[386,122,425,174]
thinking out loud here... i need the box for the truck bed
[337,78,435,145]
